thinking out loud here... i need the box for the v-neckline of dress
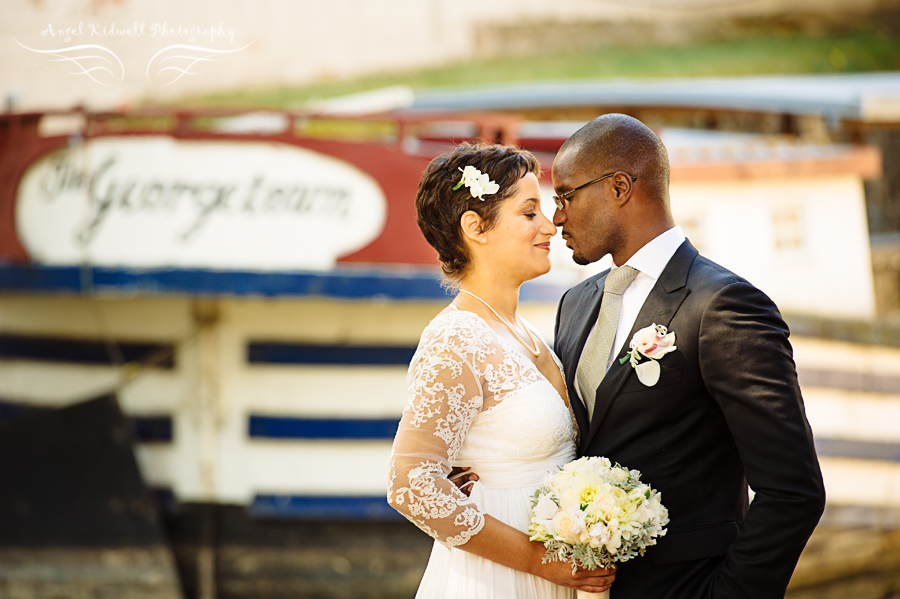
[447,305,570,411]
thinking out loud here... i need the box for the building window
[773,207,804,251]
[679,215,703,253]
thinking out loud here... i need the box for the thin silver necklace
[459,289,541,357]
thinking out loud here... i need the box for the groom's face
[551,153,623,266]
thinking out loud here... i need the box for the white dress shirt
[574,226,685,404]
[611,225,686,367]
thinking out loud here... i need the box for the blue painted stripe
[785,313,900,349]
[798,368,900,394]
[246,416,900,461]
[249,415,399,439]
[0,264,565,302]
[250,494,403,520]
[816,438,900,462]
[248,343,416,365]
[131,416,173,442]
[0,400,43,423]
[0,334,174,368]
[821,504,900,529]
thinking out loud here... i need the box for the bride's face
[480,172,556,282]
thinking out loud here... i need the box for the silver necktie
[576,265,640,420]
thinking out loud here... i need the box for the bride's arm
[387,340,614,592]
[387,341,486,546]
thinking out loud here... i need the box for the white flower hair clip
[453,166,499,200]
[619,323,677,386]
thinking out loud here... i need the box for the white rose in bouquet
[534,494,560,521]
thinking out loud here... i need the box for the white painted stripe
[222,299,444,344]
[221,440,394,504]
[792,337,900,378]
[229,366,409,417]
[143,443,900,511]
[803,387,900,443]
[0,360,185,413]
[133,444,179,489]
[137,440,396,505]
[0,361,120,404]
[819,457,900,507]
[0,295,193,339]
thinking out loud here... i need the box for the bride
[387,143,615,598]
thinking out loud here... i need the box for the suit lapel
[580,241,698,452]
[565,271,608,439]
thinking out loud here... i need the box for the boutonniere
[619,324,677,386]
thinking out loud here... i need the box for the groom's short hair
[561,114,670,205]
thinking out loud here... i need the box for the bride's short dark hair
[415,142,540,282]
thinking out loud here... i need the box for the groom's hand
[527,542,616,592]
[536,559,616,593]
[448,466,478,496]
[458,516,614,592]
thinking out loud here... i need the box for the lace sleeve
[387,337,485,548]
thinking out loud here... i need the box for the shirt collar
[614,226,685,280]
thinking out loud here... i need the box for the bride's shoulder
[417,305,491,350]
[423,305,485,336]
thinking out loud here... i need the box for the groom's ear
[612,172,633,205]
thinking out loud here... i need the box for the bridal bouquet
[528,456,669,597]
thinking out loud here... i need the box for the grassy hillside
[175,32,900,109]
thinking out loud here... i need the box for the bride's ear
[460,211,485,245]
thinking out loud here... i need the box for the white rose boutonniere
[619,324,676,386]
[453,166,500,200]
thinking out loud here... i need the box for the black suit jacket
[554,240,825,599]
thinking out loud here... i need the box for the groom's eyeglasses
[552,172,637,211]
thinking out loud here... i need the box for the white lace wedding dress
[388,305,577,599]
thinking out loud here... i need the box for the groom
[550,114,826,598]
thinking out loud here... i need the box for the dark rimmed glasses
[552,172,637,211]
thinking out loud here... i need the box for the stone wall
[872,234,900,318]
[0,548,183,599]
[787,526,900,599]
[158,505,900,599]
